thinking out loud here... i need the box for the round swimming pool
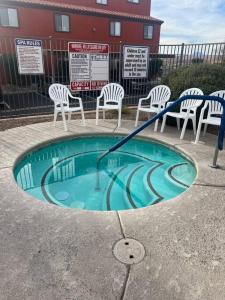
[14,135,196,211]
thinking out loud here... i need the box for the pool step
[167,163,194,188]
[105,162,158,211]
[105,164,136,211]
[43,157,194,211]
[144,163,186,203]
[124,164,158,208]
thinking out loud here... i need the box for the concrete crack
[194,182,225,189]
[0,166,13,170]
[116,212,126,239]
[120,265,131,300]
[173,142,191,146]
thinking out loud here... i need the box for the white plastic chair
[135,85,171,131]
[194,90,225,144]
[96,83,124,128]
[49,84,85,131]
[161,88,204,139]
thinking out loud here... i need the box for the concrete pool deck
[0,119,225,300]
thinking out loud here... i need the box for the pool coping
[0,119,225,300]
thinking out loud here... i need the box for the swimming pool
[14,135,196,211]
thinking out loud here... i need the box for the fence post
[211,143,219,168]
[221,44,225,63]
[49,36,55,83]
[119,41,122,84]
[179,43,185,66]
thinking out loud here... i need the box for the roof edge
[2,0,164,24]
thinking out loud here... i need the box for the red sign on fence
[68,42,109,91]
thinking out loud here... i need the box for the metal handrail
[97,95,225,168]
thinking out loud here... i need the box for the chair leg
[154,108,161,132]
[68,112,72,122]
[180,117,188,140]
[81,108,85,126]
[176,118,180,130]
[118,108,122,128]
[203,123,208,136]
[53,110,58,127]
[160,115,167,133]
[61,110,68,131]
[96,107,99,125]
[192,117,197,135]
[154,117,159,132]
[194,121,202,144]
[135,109,140,127]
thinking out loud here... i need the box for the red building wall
[0,6,160,52]
[45,0,151,16]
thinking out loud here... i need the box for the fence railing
[0,36,225,118]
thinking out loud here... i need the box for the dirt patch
[0,116,52,131]
[0,108,141,131]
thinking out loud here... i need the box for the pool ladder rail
[97,95,225,169]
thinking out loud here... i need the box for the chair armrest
[96,95,103,107]
[97,95,103,101]
[138,97,150,107]
[96,89,105,106]
[68,91,83,107]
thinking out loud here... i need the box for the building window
[144,24,153,39]
[55,14,69,32]
[128,0,140,3]
[110,21,121,37]
[96,0,107,4]
[0,7,18,27]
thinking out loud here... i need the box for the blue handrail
[97,95,225,163]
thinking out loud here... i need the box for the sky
[151,0,225,44]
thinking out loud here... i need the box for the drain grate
[113,238,145,265]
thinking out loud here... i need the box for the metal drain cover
[113,238,145,265]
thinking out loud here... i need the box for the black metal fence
[0,36,225,118]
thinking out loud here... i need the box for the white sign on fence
[15,38,44,75]
[123,45,149,78]
[68,42,109,91]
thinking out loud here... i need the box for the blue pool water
[14,135,196,211]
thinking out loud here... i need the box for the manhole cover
[113,238,145,265]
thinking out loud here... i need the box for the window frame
[128,0,140,4]
[144,24,153,40]
[96,0,108,5]
[54,13,70,33]
[110,20,121,37]
[0,7,19,28]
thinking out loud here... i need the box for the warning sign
[68,42,109,91]
[15,38,44,75]
[123,45,149,78]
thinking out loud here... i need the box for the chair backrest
[101,83,124,105]
[148,85,171,106]
[49,84,70,108]
[206,91,225,117]
[180,88,204,112]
